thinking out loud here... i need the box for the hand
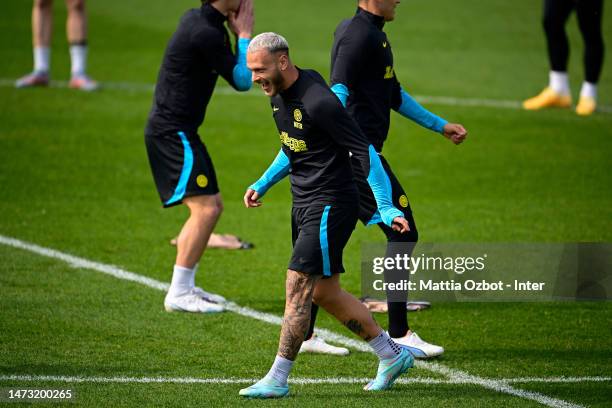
[391,216,410,233]
[243,188,262,208]
[228,0,254,38]
[443,123,467,145]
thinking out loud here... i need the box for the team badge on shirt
[293,109,303,129]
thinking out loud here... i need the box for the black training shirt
[330,7,403,151]
[271,69,376,207]
[146,3,240,135]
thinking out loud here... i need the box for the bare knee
[194,204,221,221]
[34,0,53,10]
[313,278,340,306]
[185,196,222,221]
[65,0,85,12]
[215,197,224,215]
[286,270,319,303]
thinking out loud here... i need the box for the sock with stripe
[369,330,402,360]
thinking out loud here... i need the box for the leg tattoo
[278,270,320,360]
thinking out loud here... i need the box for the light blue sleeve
[366,145,404,226]
[330,83,349,108]
[232,38,252,91]
[397,87,448,133]
[248,149,290,197]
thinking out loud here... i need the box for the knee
[191,202,222,221]
[65,0,85,12]
[34,0,53,10]
[581,28,604,47]
[215,199,224,215]
[312,285,329,306]
[312,289,328,307]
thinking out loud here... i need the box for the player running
[301,0,468,358]
[239,32,413,399]
[145,0,253,313]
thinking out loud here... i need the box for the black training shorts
[145,130,219,207]
[289,204,358,276]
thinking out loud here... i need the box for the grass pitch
[1,0,611,406]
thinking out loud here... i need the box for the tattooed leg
[313,274,381,341]
[277,269,320,360]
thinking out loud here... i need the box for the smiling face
[247,49,288,97]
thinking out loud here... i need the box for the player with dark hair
[145,0,253,313]
[523,0,605,116]
[239,32,413,398]
[300,0,467,358]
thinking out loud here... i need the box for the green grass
[1,0,611,406]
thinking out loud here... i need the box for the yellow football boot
[523,87,572,110]
[576,96,596,116]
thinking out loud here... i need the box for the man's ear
[278,53,289,71]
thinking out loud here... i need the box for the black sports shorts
[145,130,219,207]
[289,204,358,276]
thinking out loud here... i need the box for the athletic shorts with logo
[145,130,219,208]
[289,204,358,277]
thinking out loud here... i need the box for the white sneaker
[299,335,349,356]
[192,286,227,304]
[164,291,225,313]
[391,331,444,359]
[69,74,99,91]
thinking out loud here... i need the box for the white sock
[264,355,294,386]
[168,264,195,297]
[368,331,401,361]
[69,44,88,77]
[549,71,570,95]
[580,81,597,100]
[33,46,50,74]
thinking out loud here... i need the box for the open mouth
[260,81,271,93]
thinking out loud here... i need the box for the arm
[227,0,253,90]
[395,87,448,133]
[330,31,361,107]
[231,38,252,91]
[245,148,290,206]
[311,96,407,230]
[393,82,468,144]
[330,83,349,108]
[193,29,252,92]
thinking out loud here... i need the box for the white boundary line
[0,374,608,386]
[1,78,611,113]
[0,234,588,408]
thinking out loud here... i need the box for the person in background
[523,0,605,116]
[16,0,99,91]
